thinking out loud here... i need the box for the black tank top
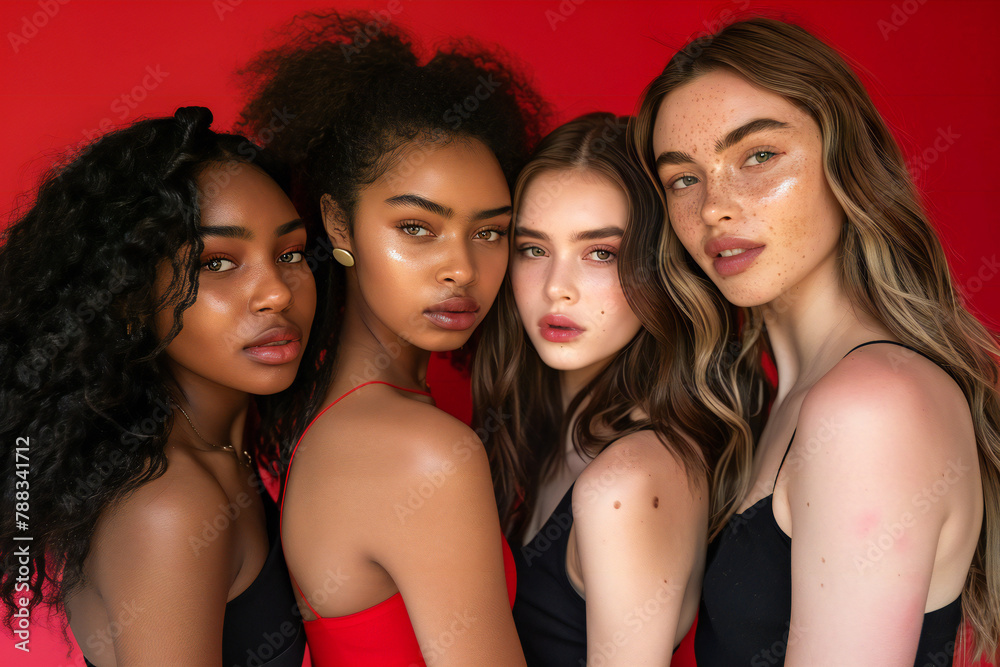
[696,340,964,667]
[84,481,306,667]
[512,483,586,667]
[513,474,683,666]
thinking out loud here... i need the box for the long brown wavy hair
[473,112,766,545]
[633,17,1000,661]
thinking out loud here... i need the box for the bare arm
[88,465,235,666]
[371,410,525,667]
[573,433,708,667]
[784,355,974,666]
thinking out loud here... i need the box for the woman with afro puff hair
[237,11,549,667]
[0,107,318,666]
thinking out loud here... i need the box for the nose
[250,264,295,313]
[544,256,578,304]
[699,171,741,227]
[435,240,478,288]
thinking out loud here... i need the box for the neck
[762,254,888,400]
[334,285,432,393]
[168,373,250,450]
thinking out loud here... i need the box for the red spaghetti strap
[278,380,433,619]
[290,574,323,619]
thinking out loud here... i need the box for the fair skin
[67,162,316,666]
[280,137,525,666]
[512,168,707,665]
[653,68,982,666]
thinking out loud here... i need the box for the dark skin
[66,163,316,666]
[280,138,527,666]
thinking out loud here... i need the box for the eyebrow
[386,194,511,223]
[199,218,304,241]
[385,194,454,219]
[714,118,789,153]
[472,205,513,222]
[654,118,790,170]
[516,226,623,242]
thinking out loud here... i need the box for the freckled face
[651,69,845,307]
[344,138,512,351]
[511,169,642,375]
[155,163,316,396]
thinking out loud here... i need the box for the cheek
[667,198,703,254]
[477,244,509,289]
[510,258,540,313]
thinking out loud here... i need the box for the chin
[533,347,587,372]
[409,330,476,353]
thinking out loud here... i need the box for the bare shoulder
[93,448,233,568]
[797,342,972,470]
[300,385,487,474]
[574,430,708,519]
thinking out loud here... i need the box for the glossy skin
[653,68,981,666]
[281,138,526,666]
[513,169,707,665]
[67,163,316,666]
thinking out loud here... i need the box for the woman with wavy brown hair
[474,112,764,666]
[634,17,1000,667]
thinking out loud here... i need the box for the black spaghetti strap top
[84,481,306,667]
[512,483,587,666]
[513,468,683,665]
[696,340,964,667]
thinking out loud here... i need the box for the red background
[1,0,997,665]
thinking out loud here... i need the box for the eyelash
[397,221,509,241]
[201,246,307,273]
[666,146,781,192]
[587,245,618,263]
[516,245,618,263]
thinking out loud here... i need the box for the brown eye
[203,257,237,272]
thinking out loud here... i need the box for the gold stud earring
[332,248,355,267]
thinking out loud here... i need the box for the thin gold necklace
[172,402,252,470]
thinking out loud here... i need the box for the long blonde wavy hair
[633,17,1000,661]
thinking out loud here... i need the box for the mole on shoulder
[652,496,659,508]
[613,500,621,509]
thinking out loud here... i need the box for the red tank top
[279,381,517,667]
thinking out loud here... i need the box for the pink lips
[539,313,584,342]
[704,236,765,277]
[424,296,480,331]
[243,326,303,365]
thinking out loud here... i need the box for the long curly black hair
[0,106,316,627]
[236,10,551,459]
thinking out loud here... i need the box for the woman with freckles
[237,12,547,667]
[474,113,764,666]
[634,18,1000,667]
[0,107,314,666]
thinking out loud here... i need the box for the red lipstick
[539,313,584,342]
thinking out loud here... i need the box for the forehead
[518,169,626,232]
[197,162,294,225]
[370,137,509,206]
[652,69,807,153]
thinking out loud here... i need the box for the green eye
[747,151,776,165]
[671,175,699,190]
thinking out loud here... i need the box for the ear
[320,194,352,251]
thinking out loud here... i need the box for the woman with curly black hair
[237,11,548,667]
[0,107,315,666]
